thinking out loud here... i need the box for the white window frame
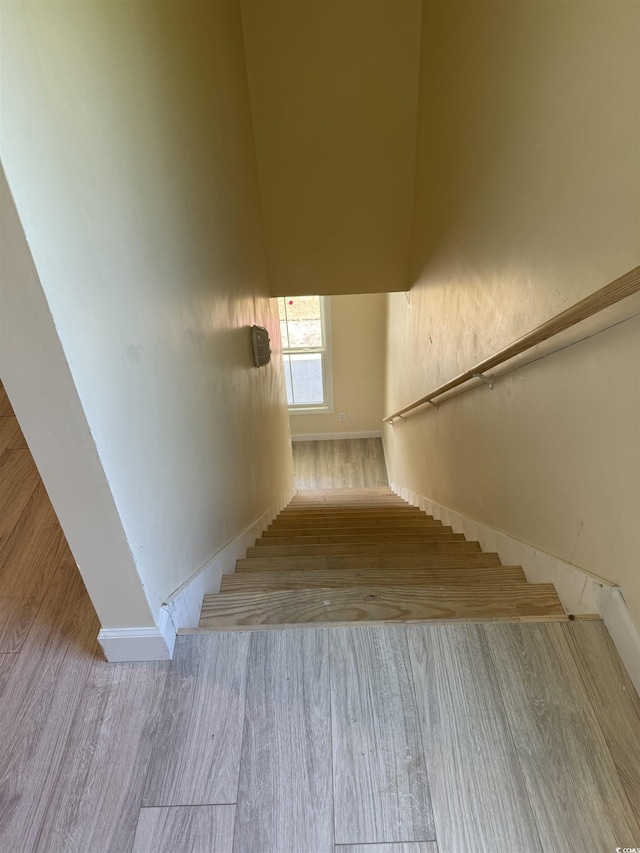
[281,295,334,415]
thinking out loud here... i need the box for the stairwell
[198,487,566,629]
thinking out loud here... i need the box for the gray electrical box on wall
[251,325,271,367]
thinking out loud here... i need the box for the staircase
[198,487,565,629]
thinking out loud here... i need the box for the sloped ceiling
[240,0,422,296]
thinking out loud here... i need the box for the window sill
[288,405,334,416]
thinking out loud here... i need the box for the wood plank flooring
[293,438,388,490]
[233,630,333,852]
[2,382,639,852]
[142,633,251,807]
[331,627,434,844]
[484,622,640,849]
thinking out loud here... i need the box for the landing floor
[292,437,388,489]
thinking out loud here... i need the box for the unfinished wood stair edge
[220,565,528,593]
[255,533,465,547]
[235,552,505,572]
[199,583,566,629]
[266,518,444,530]
[246,541,484,557]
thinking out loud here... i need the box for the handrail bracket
[473,372,495,390]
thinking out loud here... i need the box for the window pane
[288,352,324,405]
[283,354,294,404]
[277,298,289,349]
[283,296,323,348]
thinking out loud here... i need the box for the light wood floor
[293,438,388,489]
[2,383,640,852]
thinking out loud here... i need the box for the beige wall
[291,294,387,437]
[0,1,294,628]
[241,0,421,296]
[385,2,640,625]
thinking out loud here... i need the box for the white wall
[385,2,640,626]
[0,0,294,630]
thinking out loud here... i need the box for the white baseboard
[391,482,640,694]
[596,586,640,696]
[291,430,382,442]
[98,607,176,662]
[162,486,297,632]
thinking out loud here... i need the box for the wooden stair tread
[199,584,565,629]
[255,532,464,546]
[289,499,409,507]
[220,565,527,593]
[287,505,413,512]
[236,552,503,572]
[247,541,482,557]
[268,518,443,530]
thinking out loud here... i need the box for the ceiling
[240,0,422,296]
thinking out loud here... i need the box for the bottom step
[198,584,565,630]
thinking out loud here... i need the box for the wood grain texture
[0,383,13,417]
[133,805,235,853]
[484,622,640,849]
[221,566,526,593]
[0,654,17,700]
[35,659,169,853]
[293,438,388,490]
[0,418,22,454]
[337,844,438,853]
[236,553,502,573]
[331,627,434,844]
[246,542,482,558]
[0,484,71,652]
[199,584,563,629]
[0,448,41,542]
[0,563,100,852]
[290,495,402,508]
[291,499,406,507]
[268,518,443,530]
[256,532,463,546]
[407,624,541,853]
[143,633,251,807]
[561,620,640,816]
[281,508,425,517]
[233,629,333,852]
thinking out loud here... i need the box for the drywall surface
[290,293,387,437]
[1,1,293,627]
[1,167,156,629]
[241,0,421,296]
[384,2,640,626]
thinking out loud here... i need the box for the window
[277,295,333,412]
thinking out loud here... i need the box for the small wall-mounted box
[251,325,271,368]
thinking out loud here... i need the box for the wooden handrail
[384,266,640,423]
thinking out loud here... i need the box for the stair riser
[281,507,424,515]
[256,533,464,548]
[236,553,503,572]
[247,542,482,557]
[287,498,415,511]
[256,533,464,546]
[270,518,441,528]
[267,525,455,534]
[221,566,527,593]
